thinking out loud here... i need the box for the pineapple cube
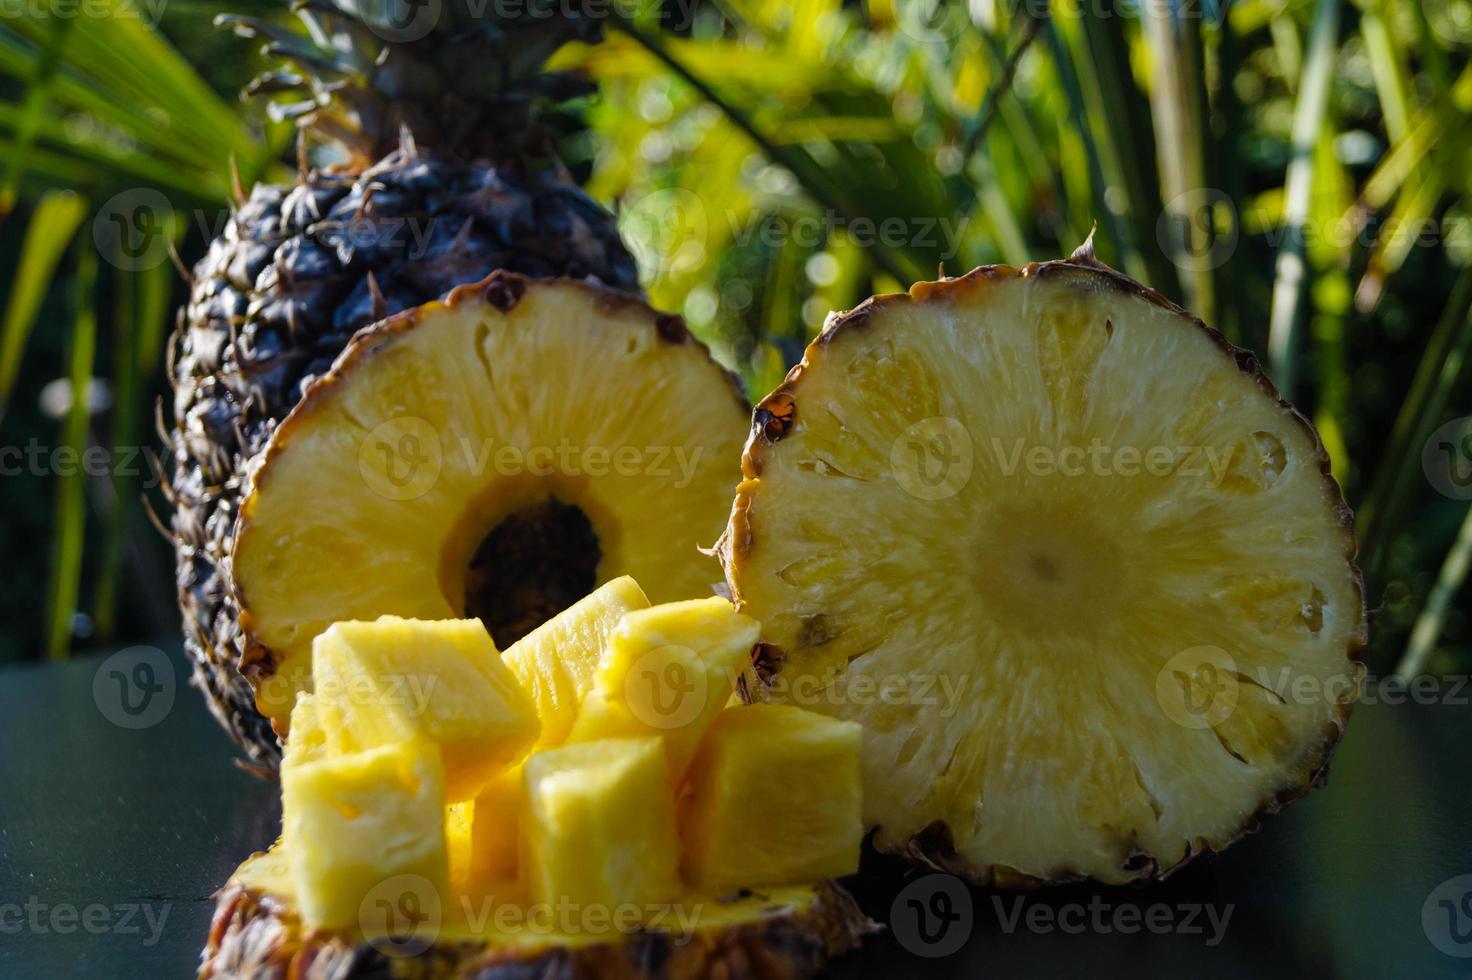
[522,737,680,914]
[281,692,329,768]
[313,616,539,802]
[566,598,759,782]
[467,766,522,880]
[502,576,650,749]
[281,740,449,931]
[680,705,863,891]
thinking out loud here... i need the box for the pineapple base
[202,846,873,980]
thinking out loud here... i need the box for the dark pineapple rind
[166,4,640,766]
[202,878,874,979]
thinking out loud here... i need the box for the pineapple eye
[1252,430,1288,480]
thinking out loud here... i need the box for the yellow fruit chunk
[282,693,329,768]
[313,616,539,803]
[566,598,759,782]
[681,705,863,891]
[281,740,449,931]
[468,767,522,881]
[501,576,650,749]
[522,737,679,914]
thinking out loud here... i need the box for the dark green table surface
[3,644,1471,979]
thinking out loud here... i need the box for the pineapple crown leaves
[220,0,607,167]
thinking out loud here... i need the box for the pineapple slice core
[724,264,1365,883]
[312,616,539,803]
[281,740,449,931]
[232,277,748,731]
[521,736,681,916]
[681,705,863,891]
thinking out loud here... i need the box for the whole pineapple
[169,1,639,767]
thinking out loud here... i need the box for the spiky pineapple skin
[168,146,639,766]
[202,876,873,980]
[719,247,1368,886]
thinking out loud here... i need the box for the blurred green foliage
[0,0,1468,677]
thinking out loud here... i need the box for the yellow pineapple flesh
[521,736,680,915]
[280,740,449,931]
[467,767,522,881]
[281,693,329,768]
[231,276,748,735]
[312,616,539,803]
[565,597,759,782]
[501,575,650,749]
[681,705,863,891]
[721,253,1366,884]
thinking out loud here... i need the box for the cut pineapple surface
[282,693,328,768]
[566,597,759,780]
[521,736,680,912]
[311,616,538,803]
[280,740,448,930]
[681,705,863,891]
[232,274,748,733]
[721,250,1367,884]
[502,575,650,749]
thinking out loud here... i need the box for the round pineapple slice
[203,846,872,979]
[233,273,748,734]
[720,245,1367,885]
